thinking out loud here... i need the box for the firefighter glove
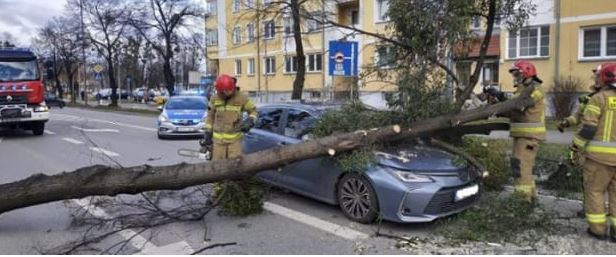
[240,117,255,133]
[557,119,569,133]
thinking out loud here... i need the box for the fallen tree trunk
[0,86,536,215]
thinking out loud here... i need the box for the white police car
[157,95,207,139]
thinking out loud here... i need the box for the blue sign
[94,72,102,80]
[328,41,359,77]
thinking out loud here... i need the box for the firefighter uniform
[205,91,257,160]
[563,94,595,128]
[573,87,616,238]
[509,81,546,201]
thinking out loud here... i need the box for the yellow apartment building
[203,0,396,106]
[499,0,616,93]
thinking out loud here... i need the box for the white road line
[0,138,3,143]
[73,199,194,254]
[72,126,119,133]
[262,202,369,241]
[53,113,157,132]
[44,130,56,135]
[90,147,120,157]
[62,137,84,145]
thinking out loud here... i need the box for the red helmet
[599,63,616,88]
[508,60,537,79]
[215,74,236,92]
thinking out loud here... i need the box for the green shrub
[460,137,509,191]
[536,144,583,194]
[213,179,267,216]
[438,193,555,243]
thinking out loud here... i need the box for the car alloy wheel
[337,173,378,223]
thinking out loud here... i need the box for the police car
[157,95,207,139]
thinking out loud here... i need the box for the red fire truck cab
[0,47,49,135]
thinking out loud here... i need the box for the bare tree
[37,17,84,102]
[73,0,129,107]
[126,0,203,95]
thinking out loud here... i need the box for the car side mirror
[157,105,163,112]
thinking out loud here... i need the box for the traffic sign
[328,41,358,77]
[93,64,104,73]
[94,72,103,80]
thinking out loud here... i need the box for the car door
[279,108,341,203]
[244,107,287,185]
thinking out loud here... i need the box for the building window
[264,56,276,74]
[580,25,616,59]
[507,26,549,59]
[375,0,390,22]
[233,0,241,12]
[234,59,242,76]
[246,0,254,9]
[232,27,241,44]
[284,17,294,37]
[285,55,298,73]
[246,23,255,42]
[472,17,481,30]
[351,10,359,26]
[375,45,395,68]
[247,58,255,75]
[305,12,323,33]
[482,62,499,85]
[307,53,323,72]
[206,29,218,46]
[264,20,275,39]
[206,0,217,16]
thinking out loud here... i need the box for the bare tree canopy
[126,0,204,95]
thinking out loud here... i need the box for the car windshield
[0,60,39,82]
[165,97,206,110]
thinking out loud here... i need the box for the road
[0,107,436,254]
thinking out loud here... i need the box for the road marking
[53,114,157,132]
[44,130,56,135]
[62,137,84,145]
[73,199,194,254]
[0,138,3,143]
[262,202,370,241]
[90,147,120,157]
[72,126,119,133]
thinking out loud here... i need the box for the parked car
[133,88,146,102]
[44,93,65,108]
[244,104,481,223]
[120,89,129,99]
[157,95,207,139]
[95,88,112,100]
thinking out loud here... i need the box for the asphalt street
[0,107,436,254]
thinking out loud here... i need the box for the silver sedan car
[244,104,481,223]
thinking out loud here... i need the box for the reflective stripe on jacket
[509,82,546,141]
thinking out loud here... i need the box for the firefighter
[507,60,546,202]
[201,74,257,161]
[557,65,604,133]
[571,63,616,241]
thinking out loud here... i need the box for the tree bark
[290,0,305,100]
[0,86,536,215]
[453,0,497,111]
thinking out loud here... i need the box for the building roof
[455,35,500,60]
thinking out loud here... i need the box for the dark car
[244,104,481,223]
[44,93,65,108]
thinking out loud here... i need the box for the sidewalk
[74,99,160,112]
[487,130,574,145]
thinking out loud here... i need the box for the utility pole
[321,0,326,103]
[80,0,88,105]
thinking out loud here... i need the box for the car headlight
[384,166,433,183]
[158,115,169,123]
[33,104,48,112]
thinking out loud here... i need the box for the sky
[0,0,67,46]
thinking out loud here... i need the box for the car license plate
[177,127,195,132]
[455,184,479,202]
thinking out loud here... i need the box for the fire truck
[0,47,49,135]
